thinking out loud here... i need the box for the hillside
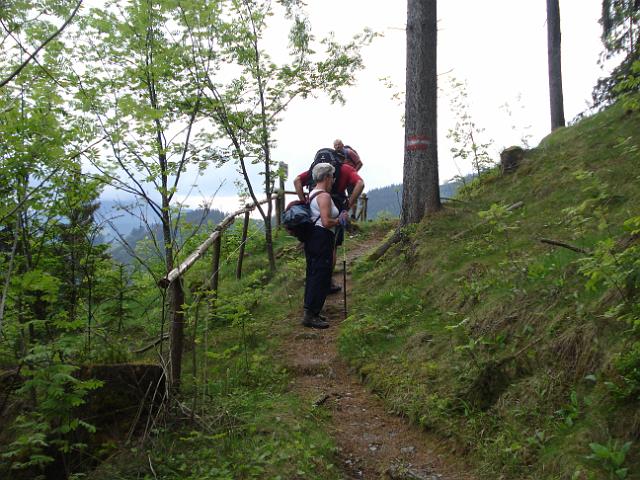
[4,102,638,480]
[81,100,640,480]
[106,207,228,264]
[341,101,640,479]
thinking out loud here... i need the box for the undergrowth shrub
[1,341,102,473]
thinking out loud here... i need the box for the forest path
[281,230,475,480]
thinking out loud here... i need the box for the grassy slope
[90,229,345,479]
[90,222,390,479]
[340,101,640,480]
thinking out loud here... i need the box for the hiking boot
[328,281,342,294]
[302,310,329,329]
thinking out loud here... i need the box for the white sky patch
[93,0,612,212]
[171,193,294,220]
[270,0,609,188]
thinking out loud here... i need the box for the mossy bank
[341,100,640,480]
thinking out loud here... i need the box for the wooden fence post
[359,193,368,222]
[275,189,283,228]
[276,162,288,228]
[364,194,368,221]
[236,211,250,280]
[169,277,186,391]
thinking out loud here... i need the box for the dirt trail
[282,232,475,480]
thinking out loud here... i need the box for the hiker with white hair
[301,162,348,329]
[294,151,364,294]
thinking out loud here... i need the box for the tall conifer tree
[547,0,566,130]
[402,0,440,225]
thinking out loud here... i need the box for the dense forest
[1,0,639,479]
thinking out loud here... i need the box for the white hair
[312,162,335,182]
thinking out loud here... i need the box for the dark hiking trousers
[304,226,335,315]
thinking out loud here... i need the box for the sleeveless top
[310,188,339,232]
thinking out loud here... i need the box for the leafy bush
[587,440,632,479]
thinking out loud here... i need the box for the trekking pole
[342,241,347,320]
[342,224,348,320]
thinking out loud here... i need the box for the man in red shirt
[333,139,362,218]
[293,161,364,293]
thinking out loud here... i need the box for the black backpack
[306,148,342,190]
[281,191,324,242]
[305,148,348,211]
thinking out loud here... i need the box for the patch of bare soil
[282,232,476,480]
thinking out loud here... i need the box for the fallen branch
[539,238,590,255]
[313,393,331,407]
[367,228,403,262]
[441,196,468,204]
[132,333,170,354]
[452,201,524,240]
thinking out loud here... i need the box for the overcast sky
[105,1,609,213]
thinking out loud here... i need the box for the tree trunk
[209,235,222,320]
[0,221,19,334]
[547,0,565,130]
[161,204,184,391]
[236,211,250,280]
[169,277,185,391]
[117,264,124,333]
[264,214,277,272]
[401,0,440,225]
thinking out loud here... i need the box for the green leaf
[589,442,610,459]
[616,468,629,479]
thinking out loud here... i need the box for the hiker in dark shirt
[301,163,348,329]
[294,160,364,293]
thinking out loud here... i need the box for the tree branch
[0,0,83,89]
[539,238,591,255]
[132,333,170,354]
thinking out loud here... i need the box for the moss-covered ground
[340,101,640,479]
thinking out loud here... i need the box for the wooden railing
[159,195,275,288]
[155,183,368,389]
[160,189,369,287]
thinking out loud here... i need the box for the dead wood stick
[367,228,403,262]
[126,380,153,444]
[539,238,590,255]
[132,333,170,354]
[148,455,158,480]
[497,335,545,368]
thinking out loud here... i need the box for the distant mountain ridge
[99,177,471,262]
[364,175,473,219]
[96,200,228,263]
